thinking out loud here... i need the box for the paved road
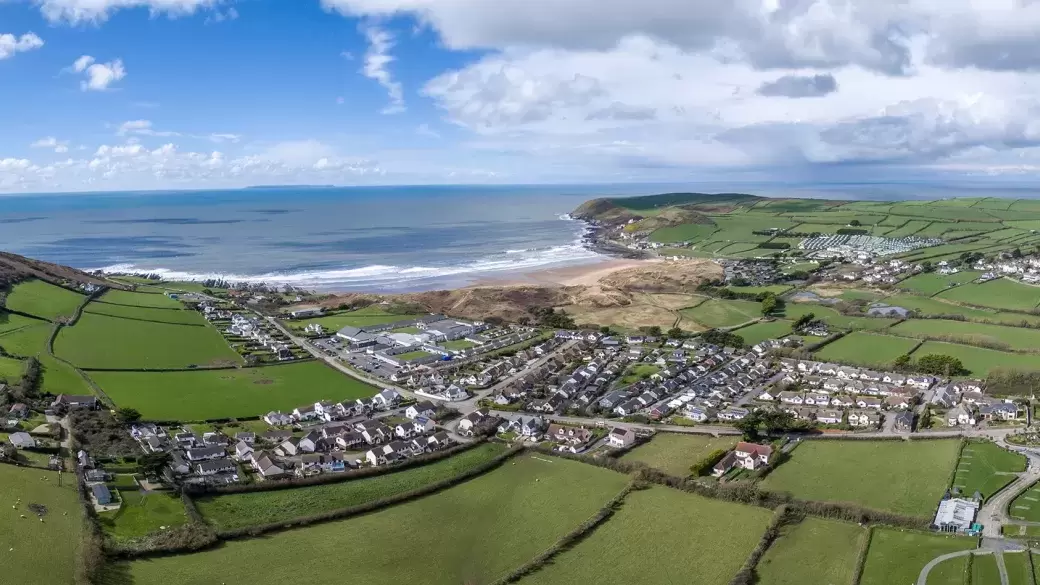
[497,411,742,436]
[981,441,1040,537]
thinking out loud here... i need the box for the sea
[2,181,1040,293]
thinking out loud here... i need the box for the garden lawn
[814,332,920,368]
[55,312,241,369]
[912,341,1040,377]
[441,339,477,351]
[618,433,737,476]
[679,298,762,329]
[0,464,82,585]
[860,528,976,585]
[85,301,206,325]
[755,517,866,585]
[99,490,187,542]
[937,278,1040,311]
[97,288,183,309]
[196,442,508,530]
[520,486,770,585]
[91,361,378,421]
[892,319,1040,351]
[761,439,961,517]
[1008,481,1040,522]
[3,279,84,321]
[731,320,793,345]
[120,454,629,585]
[898,272,982,296]
[618,364,661,385]
[952,441,1026,501]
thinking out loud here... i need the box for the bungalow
[196,458,236,476]
[778,391,804,405]
[684,405,715,422]
[614,399,643,417]
[848,411,881,428]
[260,430,293,444]
[894,411,915,432]
[91,484,112,505]
[292,404,318,421]
[234,432,256,445]
[883,395,910,410]
[185,446,225,461]
[9,432,35,449]
[607,427,637,449]
[718,407,749,421]
[250,452,285,478]
[931,386,960,409]
[7,403,28,419]
[816,409,843,425]
[822,379,845,392]
[856,396,883,409]
[907,376,935,389]
[51,394,98,411]
[263,411,292,426]
[406,401,437,420]
[804,393,830,406]
[830,396,854,408]
[712,442,773,476]
[757,390,776,401]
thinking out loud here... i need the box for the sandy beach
[471,258,660,288]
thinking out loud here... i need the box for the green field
[951,440,1025,501]
[39,354,93,396]
[618,363,661,385]
[85,301,207,325]
[0,464,82,585]
[755,517,866,585]
[520,486,771,585]
[898,272,981,296]
[937,278,1040,312]
[725,285,792,295]
[883,294,1040,325]
[55,311,241,369]
[618,433,737,476]
[912,341,1040,376]
[0,323,51,356]
[196,443,508,531]
[440,339,477,351]
[762,439,960,517]
[119,454,629,585]
[97,288,183,309]
[860,528,976,585]
[99,490,187,542]
[1005,552,1035,585]
[814,332,920,367]
[892,319,1040,351]
[0,311,47,335]
[396,350,436,361]
[0,355,24,382]
[91,361,377,421]
[286,306,426,332]
[731,320,794,345]
[4,279,84,321]
[926,555,967,584]
[972,553,1002,585]
[649,222,717,243]
[679,298,762,329]
[780,303,897,330]
[1009,481,1040,522]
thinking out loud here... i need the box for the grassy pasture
[99,288,183,309]
[891,319,1040,351]
[0,324,51,357]
[84,301,206,325]
[1008,481,1040,522]
[196,442,508,531]
[0,355,24,382]
[814,332,920,367]
[1005,552,1034,585]
[91,361,377,421]
[618,433,737,476]
[725,284,792,295]
[285,306,426,332]
[885,220,932,237]
[937,278,1040,312]
[39,354,93,396]
[883,294,1040,325]
[951,440,1025,501]
[440,339,477,351]
[0,464,82,585]
[897,271,981,296]
[0,311,46,335]
[4,279,84,321]
[761,439,960,517]
[925,555,967,584]
[972,553,1002,584]
[55,312,241,369]
[520,486,772,585]
[755,517,866,585]
[679,298,762,329]
[99,490,187,542]
[859,528,976,585]
[912,341,1040,376]
[120,454,629,585]
[649,223,717,243]
[780,303,897,330]
[731,320,794,345]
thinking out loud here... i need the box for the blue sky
[5,0,1040,193]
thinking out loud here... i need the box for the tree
[915,354,969,376]
[115,407,142,423]
[733,412,762,442]
[667,327,685,339]
[139,452,171,478]
[599,325,613,335]
[849,220,861,226]
[640,325,663,337]
[893,354,912,371]
[1013,247,1023,259]
[761,294,778,316]
[793,312,816,330]
[921,261,933,273]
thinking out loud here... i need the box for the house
[614,399,643,417]
[848,411,881,428]
[8,403,28,419]
[894,411,915,431]
[931,386,960,409]
[947,404,976,427]
[263,411,292,426]
[372,389,402,409]
[292,404,318,421]
[186,446,226,461]
[406,401,436,420]
[778,391,804,405]
[884,395,910,410]
[980,402,1019,421]
[830,395,854,408]
[607,427,637,448]
[427,431,452,449]
[9,432,35,449]
[336,432,366,450]
[856,396,882,409]
[547,424,593,447]
[234,441,254,461]
[757,390,775,401]
[275,440,299,457]
[718,407,749,421]
[196,458,236,476]
[260,430,293,444]
[457,409,490,435]
[907,375,935,389]
[804,393,830,406]
[234,432,255,445]
[250,452,285,478]
[51,394,98,411]
[298,431,321,453]
[816,409,843,425]
[91,484,112,505]
[712,442,773,476]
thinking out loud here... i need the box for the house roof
[735,442,773,458]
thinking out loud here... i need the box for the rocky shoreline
[579,223,654,260]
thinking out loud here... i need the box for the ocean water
[3,181,1040,292]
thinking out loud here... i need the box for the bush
[690,449,729,476]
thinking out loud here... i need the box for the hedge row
[850,525,874,585]
[729,505,792,585]
[180,489,204,524]
[187,439,490,496]
[82,365,240,373]
[489,482,637,584]
[803,331,848,352]
[215,445,524,541]
[946,438,968,489]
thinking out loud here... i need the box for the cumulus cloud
[359,24,405,114]
[0,33,44,60]
[35,0,222,24]
[757,74,838,98]
[71,56,127,91]
[118,119,178,137]
[31,137,70,153]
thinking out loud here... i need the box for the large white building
[933,498,979,534]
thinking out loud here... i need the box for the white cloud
[30,137,70,153]
[360,24,405,114]
[208,133,241,143]
[71,56,127,91]
[416,123,440,138]
[36,0,222,24]
[204,6,238,24]
[0,33,44,60]
[118,119,179,137]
